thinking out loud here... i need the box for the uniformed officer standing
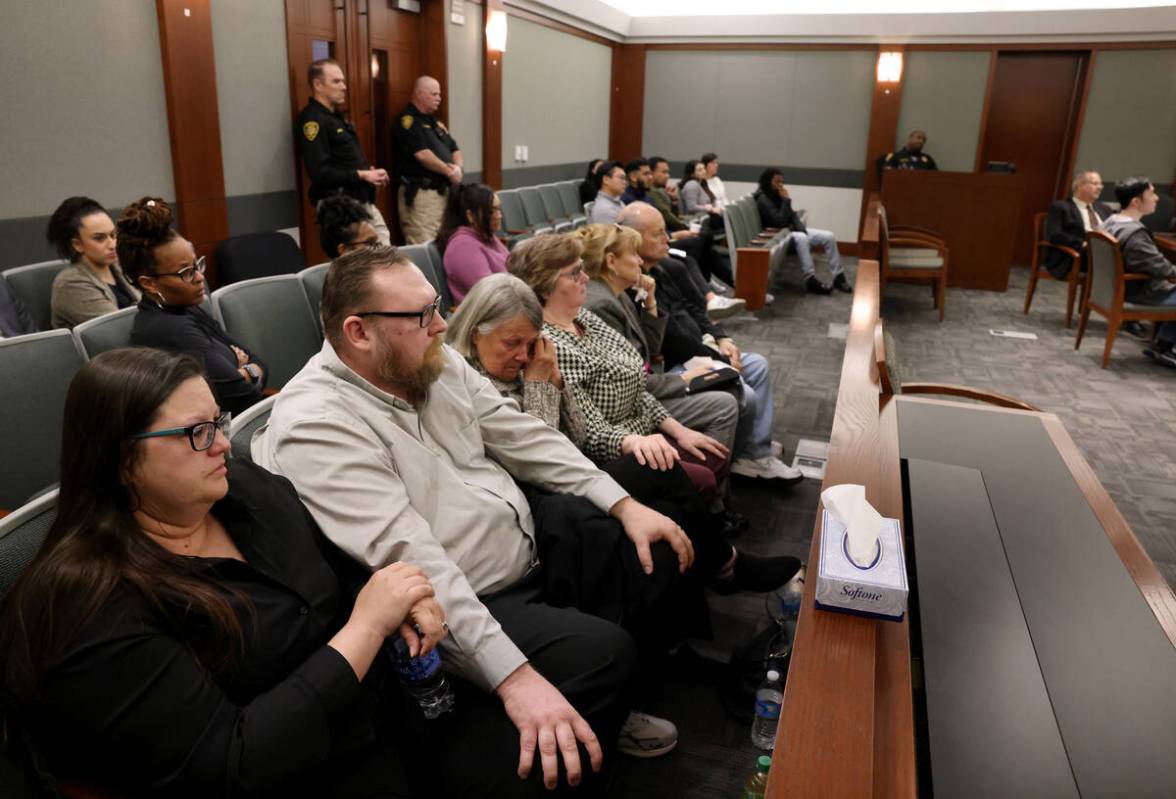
[883,129,939,172]
[295,59,392,245]
[393,75,463,244]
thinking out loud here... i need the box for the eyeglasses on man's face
[130,412,231,452]
[355,295,442,328]
[155,256,207,284]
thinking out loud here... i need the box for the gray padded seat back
[498,191,529,233]
[0,330,84,510]
[556,182,583,219]
[72,306,138,359]
[538,185,568,223]
[401,244,451,317]
[3,260,67,332]
[211,275,320,389]
[299,262,330,332]
[1087,234,1119,308]
[0,489,59,597]
[424,242,455,311]
[215,231,307,285]
[518,187,551,228]
[228,394,276,463]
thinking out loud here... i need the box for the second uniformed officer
[393,76,463,244]
[295,59,392,245]
[883,129,938,172]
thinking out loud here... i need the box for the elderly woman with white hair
[447,272,799,597]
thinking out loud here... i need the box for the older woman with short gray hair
[447,272,586,446]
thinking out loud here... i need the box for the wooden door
[978,52,1086,265]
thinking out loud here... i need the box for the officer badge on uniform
[401,114,414,129]
[437,121,449,134]
[303,121,319,141]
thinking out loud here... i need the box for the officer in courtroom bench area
[394,75,463,244]
[295,58,392,245]
[883,129,939,172]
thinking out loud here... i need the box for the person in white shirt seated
[589,160,627,225]
[253,245,714,777]
[700,153,729,209]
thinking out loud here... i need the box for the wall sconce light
[486,9,508,53]
[876,51,903,84]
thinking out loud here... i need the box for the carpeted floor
[610,256,1176,797]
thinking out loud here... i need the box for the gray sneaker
[618,711,678,758]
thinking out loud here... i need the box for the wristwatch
[243,363,262,383]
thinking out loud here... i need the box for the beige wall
[896,51,990,173]
[447,2,484,175]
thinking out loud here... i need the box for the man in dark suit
[1044,169,1112,278]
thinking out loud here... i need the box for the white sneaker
[731,456,804,486]
[709,277,734,296]
[764,292,776,305]
[707,295,747,320]
[618,711,678,758]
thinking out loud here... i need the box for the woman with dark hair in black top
[117,197,267,415]
[0,348,575,798]
[579,158,605,206]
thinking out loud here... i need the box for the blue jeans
[670,355,774,459]
[791,228,843,279]
[732,352,773,460]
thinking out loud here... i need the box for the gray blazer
[584,279,684,400]
[50,262,140,329]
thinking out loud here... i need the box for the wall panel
[1074,49,1176,188]
[501,17,611,182]
[896,51,990,173]
[447,2,483,176]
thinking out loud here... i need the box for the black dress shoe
[805,276,833,295]
[833,273,854,293]
[718,509,750,538]
[711,553,802,595]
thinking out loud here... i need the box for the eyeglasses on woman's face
[130,411,231,452]
[558,261,586,282]
[154,256,207,284]
[355,294,442,328]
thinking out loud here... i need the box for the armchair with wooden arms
[878,203,950,322]
[1023,211,1084,327]
[1075,230,1176,368]
[875,320,1039,411]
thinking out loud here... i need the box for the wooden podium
[881,171,1024,291]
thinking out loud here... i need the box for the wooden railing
[766,260,915,798]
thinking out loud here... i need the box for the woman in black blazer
[116,197,267,414]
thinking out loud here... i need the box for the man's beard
[374,335,446,406]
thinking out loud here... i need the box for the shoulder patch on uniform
[302,121,319,141]
[401,114,414,130]
[436,121,449,134]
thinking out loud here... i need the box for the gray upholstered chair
[72,306,138,359]
[555,181,588,228]
[0,330,84,510]
[1075,230,1176,368]
[519,187,558,234]
[299,262,330,333]
[228,394,276,463]
[499,191,536,237]
[0,488,58,597]
[537,184,574,232]
[878,204,949,322]
[2,260,68,332]
[215,231,307,285]
[211,275,321,389]
[400,243,453,316]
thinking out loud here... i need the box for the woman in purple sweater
[436,183,509,304]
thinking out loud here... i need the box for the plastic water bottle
[750,669,783,749]
[391,638,455,719]
[742,755,772,798]
[776,569,805,618]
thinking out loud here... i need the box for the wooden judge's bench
[880,170,1025,291]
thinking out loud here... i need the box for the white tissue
[821,484,882,567]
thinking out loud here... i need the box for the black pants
[674,228,735,288]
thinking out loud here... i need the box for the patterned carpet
[611,256,1176,797]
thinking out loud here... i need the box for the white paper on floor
[989,329,1038,340]
[792,438,830,480]
[827,323,849,340]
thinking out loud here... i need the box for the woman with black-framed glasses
[0,347,549,798]
[117,197,268,415]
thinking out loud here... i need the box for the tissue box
[815,509,908,621]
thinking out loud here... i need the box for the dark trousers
[674,227,735,288]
